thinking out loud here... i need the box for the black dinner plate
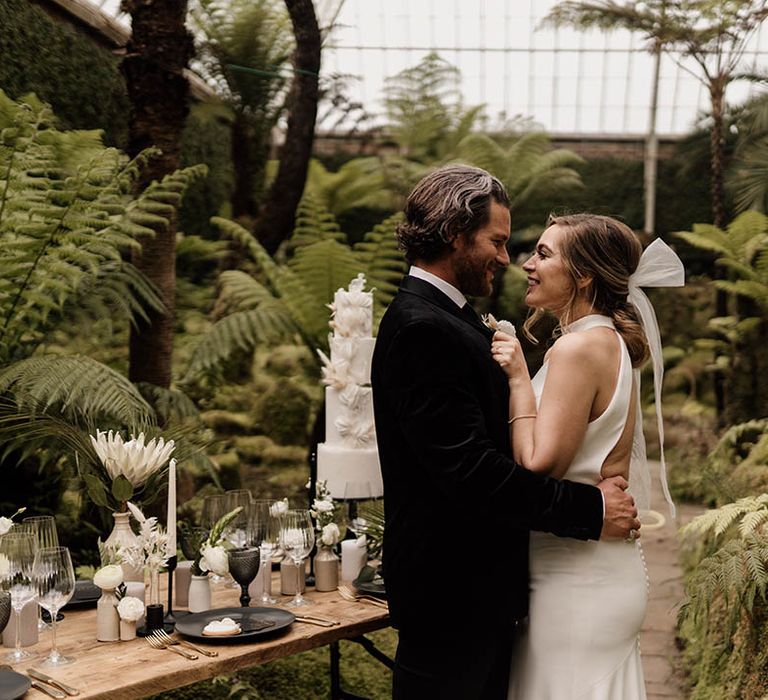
[352,577,386,599]
[175,607,295,644]
[0,669,31,700]
[61,580,101,610]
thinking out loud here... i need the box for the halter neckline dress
[509,314,649,700]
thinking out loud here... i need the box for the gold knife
[27,668,80,696]
[294,616,337,627]
[29,679,67,699]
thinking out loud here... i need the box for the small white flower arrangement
[190,507,243,577]
[116,596,144,623]
[122,502,171,573]
[93,564,124,591]
[310,481,342,547]
[0,507,26,536]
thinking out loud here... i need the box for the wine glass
[253,500,279,605]
[227,548,260,607]
[278,510,314,608]
[32,547,75,667]
[0,532,38,662]
[343,481,377,537]
[201,495,226,583]
[22,516,59,630]
[201,494,226,530]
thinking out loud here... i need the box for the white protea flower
[90,431,175,487]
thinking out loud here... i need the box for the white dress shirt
[409,265,468,308]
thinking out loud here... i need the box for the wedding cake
[316,274,384,499]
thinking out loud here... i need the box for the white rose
[321,523,340,546]
[0,517,13,536]
[93,564,124,590]
[270,499,289,517]
[199,545,229,576]
[117,596,144,622]
[315,500,334,514]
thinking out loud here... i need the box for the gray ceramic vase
[0,591,10,635]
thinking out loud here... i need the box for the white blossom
[94,564,124,590]
[270,499,289,517]
[199,545,229,576]
[314,499,334,514]
[122,502,170,572]
[321,523,340,546]
[90,430,175,488]
[117,596,144,622]
[0,518,13,537]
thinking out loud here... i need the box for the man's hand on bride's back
[597,475,641,540]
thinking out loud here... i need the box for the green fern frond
[184,302,298,379]
[0,354,154,429]
[354,213,407,319]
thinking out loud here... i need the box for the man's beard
[454,253,494,297]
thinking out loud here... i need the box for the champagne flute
[32,547,75,667]
[22,516,59,630]
[253,500,279,605]
[0,532,37,662]
[278,510,314,608]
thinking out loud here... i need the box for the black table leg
[329,636,395,700]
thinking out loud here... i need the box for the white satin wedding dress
[509,315,649,700]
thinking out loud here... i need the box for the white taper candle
[167,458,177,555]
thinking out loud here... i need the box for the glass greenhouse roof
[96,0,768,136]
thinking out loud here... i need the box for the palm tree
[188,0,294,220]
[546,0,768,231]
[727,91,768,214]
[252,0,322,255]
[122,0,195,390]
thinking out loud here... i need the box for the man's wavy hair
[395,165,510,264]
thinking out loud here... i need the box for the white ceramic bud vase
[96,588,120,642]
[314,546,339,592]
[188,575,211,613]
[104,511,143,582]
[119,619,137,641]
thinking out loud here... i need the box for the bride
[491,213,683,699]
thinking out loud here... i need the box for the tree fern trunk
[709,80,728,423]
[231,112,257,220]
[252,0,320,256]
[121,0,193,389]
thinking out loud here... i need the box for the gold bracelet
[508,413,537,425]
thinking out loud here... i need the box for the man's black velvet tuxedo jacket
[371,275,604,636]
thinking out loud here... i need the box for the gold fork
[154,629,218,657]
[338,583,388,609]
[145,633,198,660]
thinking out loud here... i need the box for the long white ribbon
[627,238,685,520]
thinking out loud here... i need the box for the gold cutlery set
[0,665,80,698]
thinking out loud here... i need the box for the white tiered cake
[316,274,384,499]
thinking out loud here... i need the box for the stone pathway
[640,462,706,700]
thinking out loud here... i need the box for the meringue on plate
[202,617,241,636]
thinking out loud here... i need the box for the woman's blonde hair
[523,213,650,367]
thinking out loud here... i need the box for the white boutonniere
[482,313,517,337]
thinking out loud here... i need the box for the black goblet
[0,591,10,635]
[228,548,260,607]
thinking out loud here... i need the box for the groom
[371,165,640,699]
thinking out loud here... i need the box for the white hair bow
[627,239,685,520]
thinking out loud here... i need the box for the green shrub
[256,378,312,446]
[0,0,129,145]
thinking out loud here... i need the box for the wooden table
[5,573,391,700]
